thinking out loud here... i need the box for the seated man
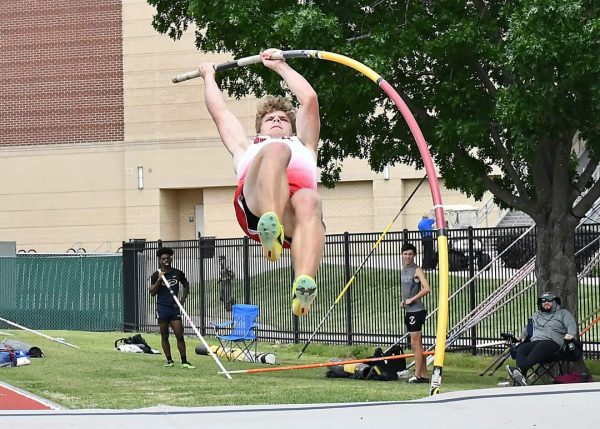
[506,292,577,386]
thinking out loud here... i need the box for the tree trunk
[535,218,579,319]
[535,218,591,376]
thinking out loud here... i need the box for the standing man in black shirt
[149,247,195,369]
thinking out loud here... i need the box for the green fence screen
[0,254,123,331]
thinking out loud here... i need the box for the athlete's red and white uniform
[233,136,318,246]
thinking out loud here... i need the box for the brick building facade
[1,1,123,146]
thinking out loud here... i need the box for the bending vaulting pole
[173,50,449,395]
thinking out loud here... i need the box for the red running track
[0,384,55,410]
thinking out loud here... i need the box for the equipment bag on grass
[114,334,160,354]
[325,345,406,381]
[553,372,593,384]
[1,340,44,358]
[0,350,14,368]
[0,349,30,367]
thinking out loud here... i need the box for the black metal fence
[123,225,600,357]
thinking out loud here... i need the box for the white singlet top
[235,136,318,191]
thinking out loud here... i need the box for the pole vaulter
[173,50,450,395]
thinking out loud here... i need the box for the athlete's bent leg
[242,142,291,219]
[243,143,291,261]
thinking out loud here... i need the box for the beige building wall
[0,0,498,253]
[0,144,127,252]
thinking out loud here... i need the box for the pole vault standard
[0,316,79,348]
[174,50,450,395]
[160,274,232,379]
[218,350,436,375]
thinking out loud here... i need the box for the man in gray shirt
[401,242,431,383]
[507,291,577,386]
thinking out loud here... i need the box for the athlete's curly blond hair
[255,95,297,134]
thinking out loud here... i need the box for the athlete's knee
[170,321,184,338]
[259,142,292,162]
[160,330,170,341]
[291,191,322,217]
[410,334,422,349]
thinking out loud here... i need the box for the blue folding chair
[211,304,259,362]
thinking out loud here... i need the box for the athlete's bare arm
[198,63,249,163]
[260,49,320,153]
[405,267,431,305]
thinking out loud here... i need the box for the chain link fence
[0,253,123,331]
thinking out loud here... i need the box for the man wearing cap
[506,292,577,386]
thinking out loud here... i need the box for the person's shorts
[404,309,427,332]
[156,306,182,323]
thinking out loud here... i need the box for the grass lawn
[2,330,599,409]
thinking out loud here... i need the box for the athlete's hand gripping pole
[160,274,232,379]
[172,50,316,83]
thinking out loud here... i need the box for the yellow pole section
[428,235,449,395]
[433,235,449,367]
[317,51,382,83]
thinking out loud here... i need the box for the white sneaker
[506,365,527,386]
[397,369,410,379]
[407,375,429,384]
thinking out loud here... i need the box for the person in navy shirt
[149,247,194,369]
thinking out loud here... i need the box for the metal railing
[123,225,600,358]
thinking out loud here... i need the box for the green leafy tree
[148,0,600,317]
